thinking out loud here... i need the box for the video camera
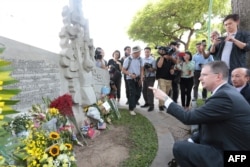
[155,46,176,56]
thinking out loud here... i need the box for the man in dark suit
[150,61,250,167]
[231,67,250,104]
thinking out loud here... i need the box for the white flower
[57,154,68,161]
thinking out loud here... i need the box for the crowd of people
[93,13,250,113]
[92,13,250,166]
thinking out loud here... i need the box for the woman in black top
[108,50,122,102]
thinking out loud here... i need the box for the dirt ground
[74,122,190,167]
[74,125,131,167]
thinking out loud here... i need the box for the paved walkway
[118,95,190,167]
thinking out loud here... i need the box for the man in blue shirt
[192,42,214,101]
[141,47,156,111]
[122,46,144,115]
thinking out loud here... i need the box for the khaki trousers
[158,78,172,106]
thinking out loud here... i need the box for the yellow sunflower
[49,145,60,157]
[64,143,72,150]
[49,132,60,140]
[48,108,59,115]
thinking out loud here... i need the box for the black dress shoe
[136,102,140,105]
[126,101,129,105]
[148,106,154,112]
[141,104,149,108]
[159,106,164,111]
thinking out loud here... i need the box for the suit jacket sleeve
[167,90,233,125]
[240,83,250,105]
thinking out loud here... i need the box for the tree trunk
[231,0,250,68]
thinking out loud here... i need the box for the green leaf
[0,60,11,66]
[1,109,20,115]
[0,48,21,118]
[1,80,19,86]
[0,89,21,94]
[0,65,14,72]
[1,100,20,105]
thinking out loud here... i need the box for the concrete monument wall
[0,36,68,112]
[0,0,110,128]
[0,36,110,128]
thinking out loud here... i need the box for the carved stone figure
[59,0,97,106]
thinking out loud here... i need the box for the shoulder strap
[126,57,132,70]
[126,57,142,70]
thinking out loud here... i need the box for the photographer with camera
[192,41,214,101]
[95,47,108,70]
[155,45,177,111]
[176,51,195,110]
[210,14,250,83]
[107,50,122,102]
[108,64,120,99]
[122,45,144,116]
[141,47,156,112]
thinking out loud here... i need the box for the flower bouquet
[3,113,33,137]
[49,94,87,145]
[16,129,77,167]
[1,93,84,166]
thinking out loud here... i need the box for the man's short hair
[223,14,240,23]
[204,61,229,81]
[124,46,131,51]
[144,46,151,51]
[170,41,180,46]
[211,30,220,36]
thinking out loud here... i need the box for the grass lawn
[0,109,158,167]
[113,109,158,167]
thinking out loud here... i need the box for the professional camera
[155,46,176,56]
[108,65,117,74]
[144,63,152,69]
[201,40,206,46]
[217,36,226,41]
[95,48,103,60]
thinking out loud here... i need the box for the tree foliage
[127,0,230,50]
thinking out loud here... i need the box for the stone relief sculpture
[59,0,97,106]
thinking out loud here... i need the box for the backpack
[126,57,142,70]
